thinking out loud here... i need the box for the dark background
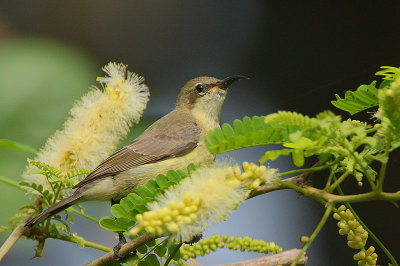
[0,1,399,265]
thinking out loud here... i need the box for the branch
[248,167,313,199]
[286,184,400,203]
[222,248,307,266]
[0,216,30,262]
[54,234,112,253]
[85,233,156,266]
[250,165,400,204]
[0,195,43,262]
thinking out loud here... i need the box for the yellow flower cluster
[130,193,200,236]
[130,163,249,242]
[227,162,277,189]
[129,161,278,242]
[179,234,282,261]
[333,205,377,266]
[354,247,378,266]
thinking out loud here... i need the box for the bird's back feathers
[73,110,202,189]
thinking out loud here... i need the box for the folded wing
[74,121,201,189]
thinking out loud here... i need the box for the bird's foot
[113,233,137,259]
[113,233,127,259]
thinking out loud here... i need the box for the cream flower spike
[130,162,249,242]
[23,62,150,194]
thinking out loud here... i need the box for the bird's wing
[73,122,202,189]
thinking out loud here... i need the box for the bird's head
[175,75,249,116]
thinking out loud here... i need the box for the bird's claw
[113,246,125,259]
[113,233,127,259]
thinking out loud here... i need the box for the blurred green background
[1,1,400,265]
[0,37,97,224]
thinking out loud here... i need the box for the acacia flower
[23,62,150,193]
[333,205,377,266]
[179,234,282,261]
[228,162,278,189]
[129,161,278,242]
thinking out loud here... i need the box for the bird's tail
[25,193,81,227]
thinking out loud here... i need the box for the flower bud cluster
[333,205,377,265]
[131,193,200,236]
[353,246,378,266]
[131,162,249,242]
[180,234,282,261]
[227,162,277,189]
[354,171,363,187]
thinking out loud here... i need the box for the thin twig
[54,234,112,253]
[69,207,99,223]
[0,196,42,262]
[0,216,30,262]
[291,204,333,266]
[85,233,156,266]
[249,162,320,199]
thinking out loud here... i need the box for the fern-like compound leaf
[264,111,317,128]
[331,83,379,115]
[66,168,91,179]
[28,160,64,183]
[375,66,400,81]
[99,164,198,232]
[205,116,300,155]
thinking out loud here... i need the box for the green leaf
[0,139,37,154]
[154,244,167,257]
[133,204,149,213]
[331,83,379,115]
[120,253,139,266]
[0,226,9,232]
[155,175,168,187]
[137,244,148,254]
[138,261,146,266]
[171,245,181,260]
[265,111,317,128]
[66,168,91,179]
[99,217,135,232]
[259,149,292,164]
[376,66,400,81]
[144,254,159,266]
[26,168,44,175]
[291,149,305,167]
[136,186,154,198]
[100,166,198,234]
[166,170,181,183]
[187,163,198,175]
[145,180,159,194]
[127,193,144,205]
[146,239,156,247]
[233,119,245,135]
[222,123,235,138]
[111,204,129,219]
[283,137,315,149]
[205,115,299,154]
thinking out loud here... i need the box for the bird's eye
[195,84,205,93]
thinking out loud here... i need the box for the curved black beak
[216,75,250,89]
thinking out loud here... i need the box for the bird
[25,75,248,256]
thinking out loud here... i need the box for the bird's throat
[191,104,221,132]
